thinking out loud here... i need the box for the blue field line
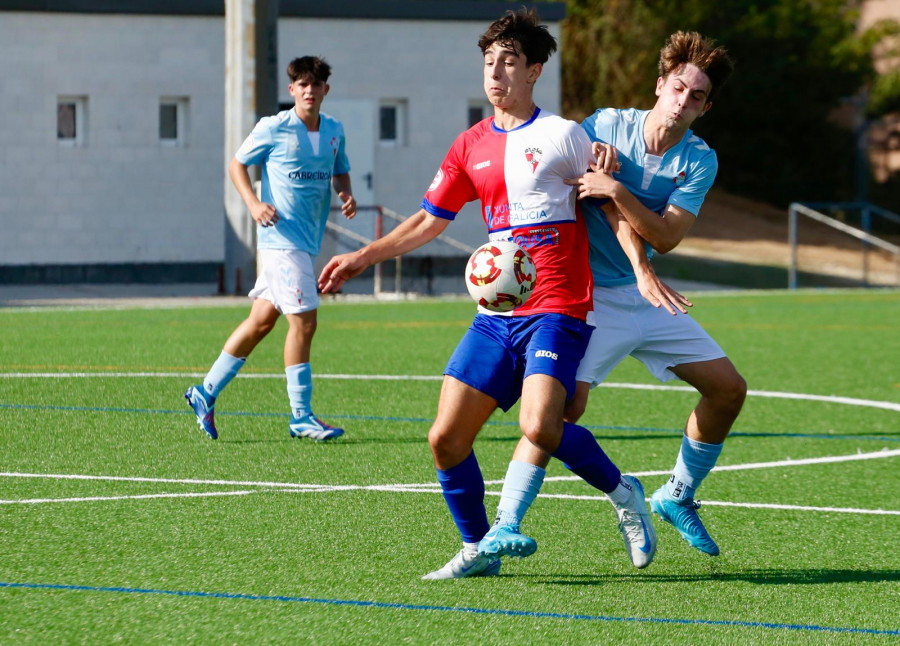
[0,581,895,636]
[1,402,898,443]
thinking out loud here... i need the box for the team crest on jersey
[330,137,339,157]
[524,147,543,173]
[673,171,686,186]
[428,168,444,192]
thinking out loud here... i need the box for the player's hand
[318,252,367,293]
[591,142,621,174]
[565,168,619,200]
[339,191,357,219]
[634,265,692,315]
[250,201,278,227]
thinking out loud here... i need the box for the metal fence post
[788,204,798,290]
[374,207,383,296]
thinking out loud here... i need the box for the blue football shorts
[444,312,593,412]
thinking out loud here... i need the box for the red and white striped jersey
[422,109,595,321]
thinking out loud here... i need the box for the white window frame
[378,99,406,147]
[57,96,87,146]
[160,96,189,146]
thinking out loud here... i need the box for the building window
[379,100,406,146]
[468,102,493,128]
[160,97,188,145]
[58,96,86,145]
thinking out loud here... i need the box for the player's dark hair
[478,8,557,66]
[658,31,734,100]
[287,56,331,83]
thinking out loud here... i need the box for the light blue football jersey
[235,108,351,255]
[580,108,717,286]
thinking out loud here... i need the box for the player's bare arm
[228,157,278,227]
[601,203,691,315]
[332,173,357,219]
[318,208,449,293]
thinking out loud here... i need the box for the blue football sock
[203,351,245,400]
[286,363,312,419]
[551,422,621,493]
[495,460,545,526]
[665,435,724,501]
[435,451,490,544]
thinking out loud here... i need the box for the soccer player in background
[481,32,743,560]
[319,9,681,579]
[185,56,356,441]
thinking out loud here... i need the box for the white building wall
[0,12,225,268]
[0,10,562,272]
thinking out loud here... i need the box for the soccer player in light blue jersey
[185,56,356,441]
[482,32,743,560]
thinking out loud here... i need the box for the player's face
[289,75,329,116]
[482,42,541,112]
[654,64,712,130]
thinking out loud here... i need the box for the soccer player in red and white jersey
[319,9,669,579]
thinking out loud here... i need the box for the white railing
[326,205,476,296]
[788,202,900,289]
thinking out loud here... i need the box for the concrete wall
[0,12,225,273]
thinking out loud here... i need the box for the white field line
[1,372,899,412]
[0,490,255,505]
[2,448,898,514]
[534,447,900,484]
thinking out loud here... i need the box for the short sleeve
[333,125,351,176]
[234,117,276,166]
[421,131,477,219]
[669,148,718,217]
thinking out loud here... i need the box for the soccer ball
[465,241,536,312]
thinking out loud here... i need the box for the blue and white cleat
[289,414,344,441]
[477,523,537,559]
[184,386,218,440]
[421,549,501,580]
[650,486,720,556]
[612,475,657,568]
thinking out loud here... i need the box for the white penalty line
[1,372,899,413]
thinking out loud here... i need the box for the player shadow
[218,436,426,445]
[477,433,666,444]
[527,568,900,586]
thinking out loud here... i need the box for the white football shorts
[576,283,726,386]
[249,248,319,314]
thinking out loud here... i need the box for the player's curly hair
[658,32,734,100]
[287,56,331,83]
[478,8,558,66]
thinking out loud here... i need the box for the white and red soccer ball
[465,241,537,312]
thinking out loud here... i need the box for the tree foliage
[559,0,898,207]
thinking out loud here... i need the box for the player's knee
[715,372,747,417]
[240,316,275,342]
[258,319,277,336]
[427,425,469,465]
[518,417,559,453]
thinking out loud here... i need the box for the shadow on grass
[529,568,900,586]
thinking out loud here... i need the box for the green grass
[0,290,898,644]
